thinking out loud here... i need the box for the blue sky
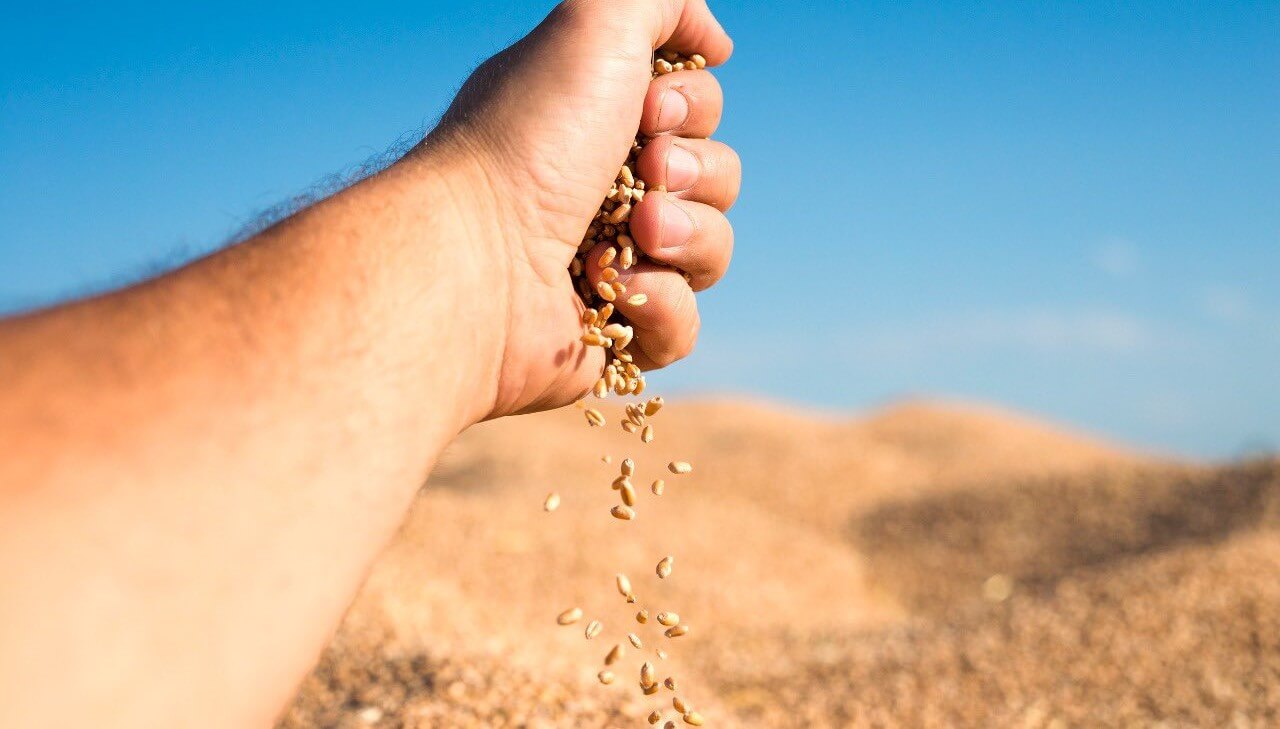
[2,1,1277,458]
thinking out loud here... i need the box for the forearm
[0,144,501,727]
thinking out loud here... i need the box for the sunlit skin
[0,1,738,727]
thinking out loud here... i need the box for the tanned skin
[0,1,739,726]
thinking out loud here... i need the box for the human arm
[0,1,737,726]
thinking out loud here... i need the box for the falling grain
[605,643,625,665]
[640,661,656,688]
[561,48,714,714]
[656,555,674,579]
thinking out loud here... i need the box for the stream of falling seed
[551,48,711,729]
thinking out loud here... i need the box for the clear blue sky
[2,1,1277,458]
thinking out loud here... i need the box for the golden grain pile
[548,49,712,729]
[278,399,1280,727]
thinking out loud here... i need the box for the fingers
[650,0,734,67]
[586,252,701,370]
[639,69,723,138]
[549,0,733,67]
[635,136,741,212]
[627,191,733,291]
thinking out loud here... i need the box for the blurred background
[3,0,1276,458]
[5,2,1280,727]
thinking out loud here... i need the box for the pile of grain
[277,401,1280,727]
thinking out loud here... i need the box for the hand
[412,0,739,418]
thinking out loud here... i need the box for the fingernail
[658,196,695,249]
[665,145,700,192]
[654,89,689,133]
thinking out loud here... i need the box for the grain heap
[550,49,711,728]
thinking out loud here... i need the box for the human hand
[412,0,739,418]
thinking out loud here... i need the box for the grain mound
[278,401,1280,727]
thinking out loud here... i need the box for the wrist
[376,136,516,430]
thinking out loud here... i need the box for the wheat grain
[556,607,583,625]
[656,556,674,579]
[605,643,625,665]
